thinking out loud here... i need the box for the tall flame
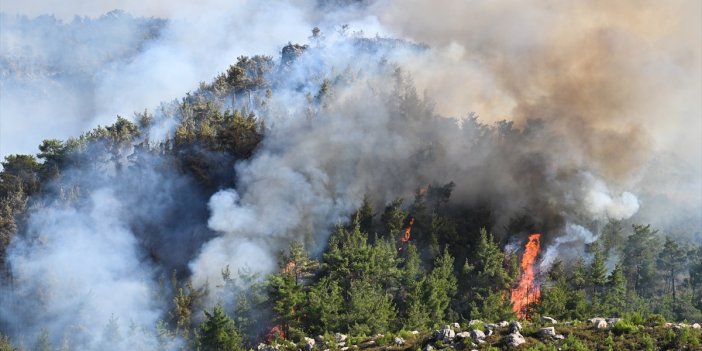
[401,216,415,243]
[511,233,541,319]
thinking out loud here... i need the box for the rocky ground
[256,317,702,351]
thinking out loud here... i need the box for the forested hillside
[1,1,701,350]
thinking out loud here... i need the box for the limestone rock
[335,333,348,343]
[509,321,522,333]
[541,316,557,324]
[538,327,556,339]
[470,329,485,342]
[589,317,608,329]
[455,331,471,339]
[436,325,455,342]
[304,337,316,351]
[394,337,405,346]
[505,332,526,347]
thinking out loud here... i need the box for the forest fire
[401,216,415,243]
[511,233,542,319]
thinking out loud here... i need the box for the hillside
[1,2,701,351]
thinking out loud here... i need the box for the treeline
[182,199,702,350]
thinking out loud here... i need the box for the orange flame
[283,260,296,274]
[511,233,541,319]
[401,216,415,243]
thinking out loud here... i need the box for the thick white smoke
[4,188,164,349]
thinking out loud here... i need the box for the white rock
[452,322,461,329]
[692,323,701,329]
[509,321,522,333]
[335,333,348,343]
[554,334,565,340]
[470,329,486,341]
[410,330,420,335]
[590,317,608,329]
[394,337,405,346]
[468,320,483,327]
[497,321,510,328]
[304,337,316,351]
[542,316,558,324]
[538,327,557,338]
[437,325,455,341]
[505,332,526,347]
[455,332,471,339]
[423,344,434,351]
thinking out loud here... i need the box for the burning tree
[511,234,542,319]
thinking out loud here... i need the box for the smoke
[3,188,163,349]
[1,0,313,158]
[0,145,219,348]
[539,223,599,271]
[0,11,164,157]
[583,175,640,221]
[370,0,702,181]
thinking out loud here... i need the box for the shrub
[468,321,484,331]
[561,333,591,351]
[612,320,639,335]
[624,312,645,326]
[645,314,666,327]
[641,333,655,351]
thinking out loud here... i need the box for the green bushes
[612,320,639,335]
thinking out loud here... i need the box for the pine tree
[657,237,687,303]
[689,245,702,310]
[589,243,608,312]
[540,277,568,319]
[468,228,514,321]
[198,305,242,351]
[399,244,429,330]
[571,259,588,290]
[601,219,624,254]
[603,263,627,316]
[354,195,374,235]
[381,198,406,240]
[346,277,396,335]
[425,247,457,323]
[268,241,317,340]
[566,260,590,319]
[306,277,344,334]
[623,224,658,298]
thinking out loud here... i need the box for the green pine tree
[603,263,627,316]
[198,305,242,351]
[425,247,457,324]
[346,277,396,335]
[656,237,687,304]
